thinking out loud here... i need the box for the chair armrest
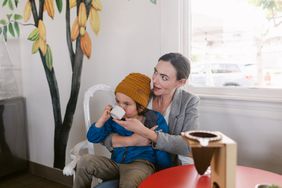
[63,140,88,176]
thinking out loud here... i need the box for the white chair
[63,84,116,187]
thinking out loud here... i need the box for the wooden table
[139,165,282,188]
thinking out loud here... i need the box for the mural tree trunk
[27,0,93,169]
[13,0,99,169]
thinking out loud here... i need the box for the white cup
[110,105,125,120]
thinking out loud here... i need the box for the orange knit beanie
[115,73,151,107]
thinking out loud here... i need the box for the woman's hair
[158,53,191,80]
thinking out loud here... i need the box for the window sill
[186,86,282,103]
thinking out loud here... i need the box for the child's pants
[73,154,155,188]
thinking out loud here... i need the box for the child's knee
[119,171,153,188]
[76,154,96,169]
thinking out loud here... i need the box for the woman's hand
[113,118,147,135]
[95,105,112,127]
[113,118,158,142]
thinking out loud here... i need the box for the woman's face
[115,92,139,118]
[152,60,184,96]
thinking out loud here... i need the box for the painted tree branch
[54,0,86,169]
[65,0,75,69]
[29,0,64,168]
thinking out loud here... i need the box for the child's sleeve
[87,119,113,143]
[154,112,173,170]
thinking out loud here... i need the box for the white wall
[194,96,282,174]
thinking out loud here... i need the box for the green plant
[0,0,22,41]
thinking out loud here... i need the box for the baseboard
[28,161,73,187]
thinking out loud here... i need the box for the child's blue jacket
[87,110,172,170]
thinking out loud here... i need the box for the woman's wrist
[143,128,158,143]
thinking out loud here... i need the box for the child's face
[115,92,139,118]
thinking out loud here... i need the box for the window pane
[190,0,282,88]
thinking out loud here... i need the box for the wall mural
[0,0,156,169]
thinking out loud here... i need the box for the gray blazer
[154,89,200,165]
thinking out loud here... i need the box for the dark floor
[0,172,70,188]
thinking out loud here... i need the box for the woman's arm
[153,133,190,155]
[154,90,200,155]
[154,93,200,155]
[112,133,151,147]
[102,125,156,151]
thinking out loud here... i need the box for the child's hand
[95,105,112,127]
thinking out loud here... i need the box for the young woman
[73,73,172,188]
[111,53,200,165]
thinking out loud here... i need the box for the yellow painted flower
[23,1,32,22]
[90,7,100,35]
[78,2,87,27]
[92,0,103,11]
[45,0,55,19]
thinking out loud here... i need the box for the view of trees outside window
[190,0,282,88]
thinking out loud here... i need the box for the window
[160,0,282,100]
[189,0,282,89]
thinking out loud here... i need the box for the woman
[107,52,200,165]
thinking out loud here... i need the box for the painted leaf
[150,0,157,4]
[8,0,14,10]
[6,14,12,21]
[71,17,79,41]
[39,38,47,55]
[8,22,15,37]
[0,27,2,35]
[38,20,46,40]
[80,31,92,58]
[2,0,8,7]
[28,28,39,41]
[90,8,100,35]
[0,19,7,25]
[55,0,63,13]
[78,2,87,27]
[3,25,7,41]
[69,0,76,9]
[14,14,22,20]
[15,0,19,7]
[92,0,102,11]
[45,0,55,19]
[32,40,40,54]
[14,21,19,36]
[23,1,31,22]
[45,45,53,70]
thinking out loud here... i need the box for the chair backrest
[83,84,115,155]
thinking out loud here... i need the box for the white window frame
[160,0,282,103]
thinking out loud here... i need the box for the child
[74,73,172,188]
